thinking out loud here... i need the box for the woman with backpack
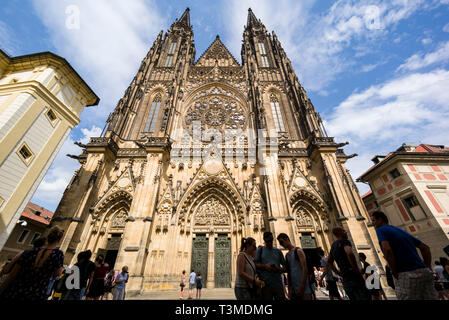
[235,237,263,300]
[0,227,65,300]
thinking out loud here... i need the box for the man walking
[371,211,438,300]
[327,227,371,300]
[277,233,312,300]
[320,250,342,300]
[254,232,286,300]
[188,269,196,299]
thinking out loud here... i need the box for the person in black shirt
[64,250,96,300]
[327,227,371,301]
[359,253,387,300]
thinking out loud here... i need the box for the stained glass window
[144,94,162,132]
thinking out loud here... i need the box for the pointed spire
[247,8,260,28]
[178,7,191,27]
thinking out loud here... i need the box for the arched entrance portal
[177,177,246,288]
[80,191,131,269]
[290,190,331,253]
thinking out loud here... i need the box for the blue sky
[1,0,449,211]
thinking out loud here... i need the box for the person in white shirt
[434,260,449,300]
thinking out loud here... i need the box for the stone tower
[51,8,383,294]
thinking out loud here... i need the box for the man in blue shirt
[371,210,438,300]
[188,269,196,299]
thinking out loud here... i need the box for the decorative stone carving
[111,210,127,229]
[194,197,230,226]
[296,209,313,228]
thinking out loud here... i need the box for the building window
[270,94,285,132]
[16,142,35,166]
[29,232,41,245]
[165,42,176,67]
[403,195,419,208]
[389,168,401,179]
[45,108,58,126]
[402,195,427,220]
[144,94,162,132]
[17,230,30,244]
[258,42,270,67]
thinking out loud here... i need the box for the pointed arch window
[258,42,269,68]
[270,94,285,132]
[144,94,162,132]
[165,42,177,67]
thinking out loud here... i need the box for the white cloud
[30,0,166,210]
[360,61,386,72]
[80,126,102,144]
[326,68,449,143]
[326,68,449,189]
[31,0,166,122]
[0,20,17,55]
[421,38,432,44]
[398,41,449,71]
[444,23,449,33]
[224,0,430,92]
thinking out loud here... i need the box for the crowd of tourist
[0,226,129,301]
[233,211,447,301]
[0,209,448,301]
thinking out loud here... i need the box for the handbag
[243,253,261,299]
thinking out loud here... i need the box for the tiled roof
[21,202,54,225]
[358,143,449,181]
[415,144,449,153]
[361,190,373,199]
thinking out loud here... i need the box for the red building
[0,202,53,265]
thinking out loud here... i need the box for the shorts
[189,283,195,290]
[394,268,438,300]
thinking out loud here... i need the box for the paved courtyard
[132,288,330,300]
[132,287,396,300]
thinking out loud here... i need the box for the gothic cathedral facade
[52,9,383,294]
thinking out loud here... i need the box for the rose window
[184,94,247,133]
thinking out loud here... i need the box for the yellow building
[0,49,99,250]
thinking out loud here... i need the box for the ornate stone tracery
[111,210,128,229]
[184,94,246,133]
[296,209,313,228]
[194,196,230,226]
